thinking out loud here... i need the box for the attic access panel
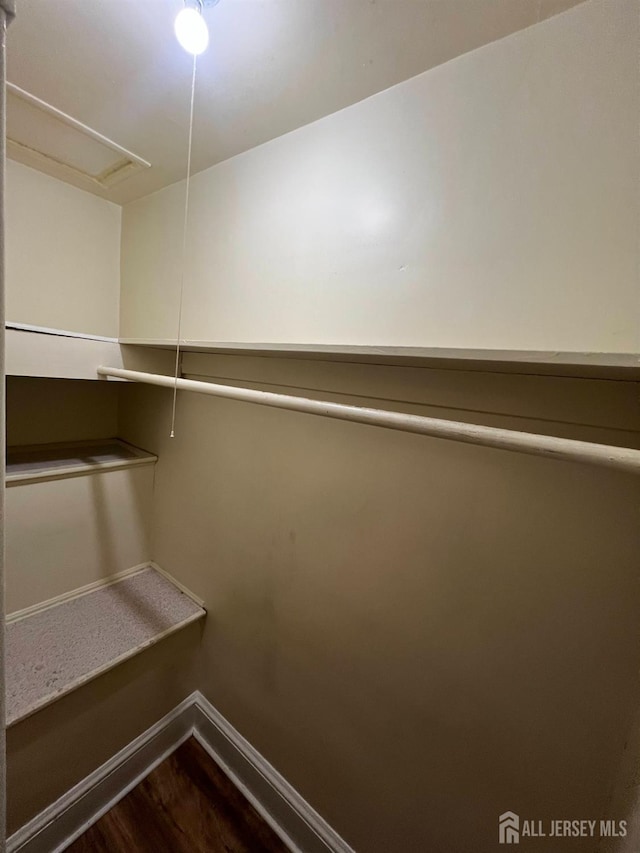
[6,83,150,190]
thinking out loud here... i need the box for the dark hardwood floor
[66,737,289,852]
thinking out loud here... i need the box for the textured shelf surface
[6,568,205,726]
[7,439,157,485]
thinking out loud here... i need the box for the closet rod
[97,366,640,474]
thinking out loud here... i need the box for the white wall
[7,160,121,338]
[121,0,639,353]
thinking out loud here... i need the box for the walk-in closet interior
[2,0,639,850]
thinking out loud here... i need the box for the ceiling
[7,0,586,205]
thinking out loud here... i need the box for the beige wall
[6,377,118,446]
[6,0,640,844]
[6,466,154,614]
[5,377,153,613]
[118,354,640,852]
[6,160,121,338]
[121,0,639,353]
[5,377,153,614]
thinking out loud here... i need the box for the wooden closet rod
[97,366,640,474]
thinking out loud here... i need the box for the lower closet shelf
[6,568,205,726]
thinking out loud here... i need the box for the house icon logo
[499,812,520,844]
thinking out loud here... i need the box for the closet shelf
[118,339,640,379]
[6,439,157,486]
[6,323,125,381]
[6,567,205,726]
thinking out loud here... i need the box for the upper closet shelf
[118,339,640,379]
[7,324,639,380]
[6,323,175,381]
[6,323,123,380]
[7,439,157,486]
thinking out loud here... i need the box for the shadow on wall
[89,463,153,582]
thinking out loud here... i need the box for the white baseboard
[7,692,355,853]
[192,692,355,853]
[7,693,197,853]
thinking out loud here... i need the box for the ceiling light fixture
[174,1,210,56]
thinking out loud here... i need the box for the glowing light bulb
[174,6,209,56]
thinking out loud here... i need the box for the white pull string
[170,51,198,438]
